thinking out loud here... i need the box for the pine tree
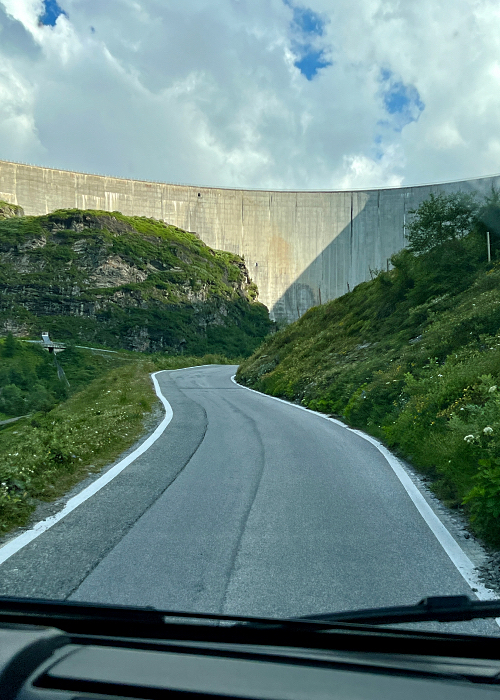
[2,332,18,358]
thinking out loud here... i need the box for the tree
[477,186,500,258]
[406,192,479,254]
[0,384,25,416]
[2,332,19,358]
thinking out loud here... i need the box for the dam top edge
[2,158,500,196]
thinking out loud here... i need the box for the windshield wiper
[292,595,500,626]
[1,595,499,633]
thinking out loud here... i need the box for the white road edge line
[1,363,498,624]
[230,374,500,614]
[0,371,173,566]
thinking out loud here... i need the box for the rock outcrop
[0,209,271,356]
[0,201,24,220]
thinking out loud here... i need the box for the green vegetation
[0,333,134,419]
[0,205,271,534]
[0,200,24,220]
[237,189,500,547]
[0,208,272,357]
[0,347,237,535]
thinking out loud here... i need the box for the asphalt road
[0,365,498,634]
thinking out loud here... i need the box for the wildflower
[464,435,475,443]
[489,386,497,393]
[438,374,443,377]
[483,426,494,435]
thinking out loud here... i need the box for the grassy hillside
[0,332,138,419]
[237,192,500,547]
[0,342,235,535]
[0,200,274,534]
[0,206,272,356]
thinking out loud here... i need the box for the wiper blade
[0,597,306,630]
[1,595,498,633]
[293,595,500,626]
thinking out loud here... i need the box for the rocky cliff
[0,206,272,355]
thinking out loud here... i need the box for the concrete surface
[1,160,499,321]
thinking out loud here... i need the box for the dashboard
[4,621,500,700]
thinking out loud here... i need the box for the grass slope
[0,346,235,535]
[0,333,138,418]
[237,245,500,547]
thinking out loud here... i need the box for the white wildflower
[489,386,497,393]
[464,435,475,443]
[483,426,494,435]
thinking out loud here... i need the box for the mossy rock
[0,201,24,220]
[0,208,273,356]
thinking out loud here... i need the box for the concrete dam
[1,159,499,323]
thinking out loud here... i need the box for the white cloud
[0,62,41,155]
[425,121,465,151]
[1,0,42,31]
[339,145,405,190]
[0,0,499,189]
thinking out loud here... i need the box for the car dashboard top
[2,598,500,700]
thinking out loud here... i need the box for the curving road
[0,365,498,634]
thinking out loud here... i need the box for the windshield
[0,0,499,639]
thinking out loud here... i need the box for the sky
[0,0,499,191]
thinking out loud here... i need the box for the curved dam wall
[1,159,499,323]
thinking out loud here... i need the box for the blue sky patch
[380,70,424,131]
[294,50,331,80]
[285,1,332,80]
[286,1,325,36]
[39,0,67,27]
